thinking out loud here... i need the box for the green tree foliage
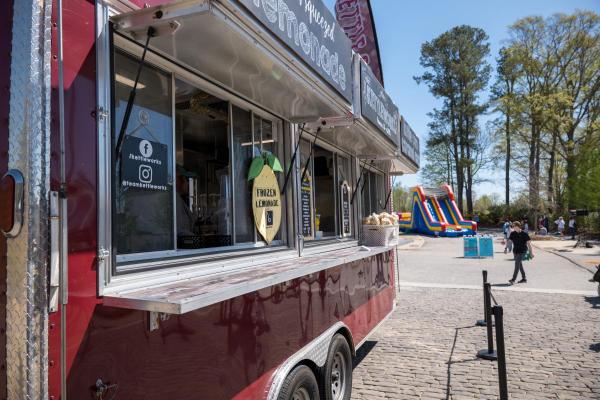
[495,11,600,220]
[392,184,412,213]
[415,25,491,215]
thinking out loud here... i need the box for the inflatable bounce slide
[398,184,477,237]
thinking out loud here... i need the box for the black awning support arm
[351,159,373,205]
[281,123,306,194]
[299,126,322,184]
[382,174,395,211]
[115,26,156,159]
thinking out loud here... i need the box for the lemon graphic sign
[249,155,282,244]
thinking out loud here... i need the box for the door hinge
[49,191,60,312]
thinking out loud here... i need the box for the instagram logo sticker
[139,164,153,183]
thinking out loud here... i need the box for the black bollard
[476,270,488,326]
[493,305,509,400]
[476,283,497,360]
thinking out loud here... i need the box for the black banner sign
[301,173,314,238]
[360,61,399,144]
[122,137,169,191]
[340,181,351,236]
[400,118,420,168]
[238,0,353,102]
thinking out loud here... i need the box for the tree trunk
[465,116,474,217]
[565,134,577,210]
[450,98,463,213]
[505,113,510,210]
[528,121,539,224]
[547,131,557,209]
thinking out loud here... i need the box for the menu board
[360,61,399,145]
[401,118,420,168]
[340,181,351,237]
[301,172,314,239]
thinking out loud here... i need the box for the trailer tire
[321,334,352,400]
[278,365,320,400]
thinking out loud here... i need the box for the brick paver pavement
[352,287,600,399]
[351,236,600,399]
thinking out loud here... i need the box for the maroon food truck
[0,0,419,399]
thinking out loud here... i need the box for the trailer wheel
[321,334,352,400]
[278,364,320,400]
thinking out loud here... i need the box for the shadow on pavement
[446,326,478,400]
[590,343,600,352]
[491,283,512,288]
[353,340,377,369]
[584,296,600,309]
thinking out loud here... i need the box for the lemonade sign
[248,153,283,244]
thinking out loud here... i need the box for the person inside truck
[176,165,197,237]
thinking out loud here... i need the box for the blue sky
[324,0,599,198]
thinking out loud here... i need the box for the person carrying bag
[508,221,534,285]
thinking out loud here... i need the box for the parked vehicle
[0,0,418,399]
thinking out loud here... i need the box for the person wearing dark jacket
[508,221,534,284]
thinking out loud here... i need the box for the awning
[306,55,418,174]
[111,0,354,122]
[316,119,417,174]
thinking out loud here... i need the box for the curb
[531,243,595,274]
[397,236,425,250]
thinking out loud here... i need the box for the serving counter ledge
[103,244,398,314]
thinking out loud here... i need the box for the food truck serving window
[299,140,354,242]
[112,49,286,265]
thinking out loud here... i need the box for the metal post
[476,270,488,326]
[477,283,497,360]
[493,305,509,400]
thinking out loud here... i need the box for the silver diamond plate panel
[6,0,53,398]
[266,322,351,400]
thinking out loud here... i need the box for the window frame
[101,31,293,275]
[360,163,388,217]
[298,133,358,246]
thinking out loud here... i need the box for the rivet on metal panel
[97,247,110,262]
[97,107,109,121]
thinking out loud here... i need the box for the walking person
[568,215,576,240]
[508,221,534,285]
[555,216,565,236]
[504,222,513,254]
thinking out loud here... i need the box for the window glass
[313,146,336,238]
[111,49,286,262]
[376,173,387,211]
[361,169,386,216]
[361,170,371,217]
[370,171,380,213]
[175,78,232,248]
[232,106,254,243]
[113,50,174,255]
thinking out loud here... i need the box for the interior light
[115,73,146,89]
[241,139,274,146]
